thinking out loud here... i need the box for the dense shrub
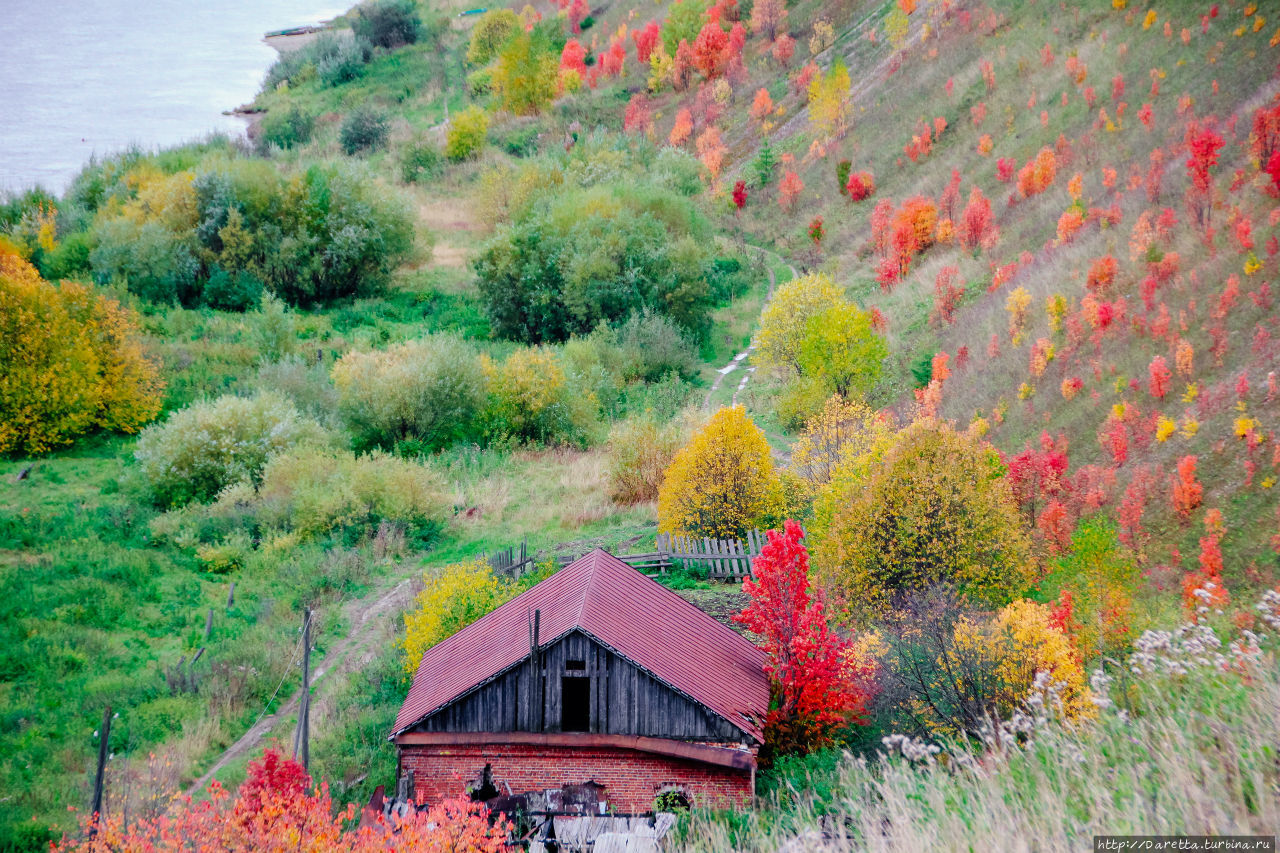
[657,405,783,537]
[202,267,264,311]
[254,356,340,427]
[340,106,390,154]
[757,272,883,388]
[473,182,715,343]
[134,393,329,507]
[814,418,1034,614]
[882,590,1089,738]
[88,157,414,306]
[216,447,448,541]
[352,0,422,49]
[399,137,443,183]
[401,559,514,675]
[493,124,540,157]
[445,106,490,161]
[467,9,520,66]
[490,27,560,115]
[606,415,686,504]
[262,33,372,91]
[331,336,487,452]
[563,311,699,389]
[482,347,598,446]
[0,249,164,454]
[257,105,315,151]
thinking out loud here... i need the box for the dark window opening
[468,764,499,802]
[561,676,590,732]
[566,659,586,671]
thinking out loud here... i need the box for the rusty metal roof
[391,549,768,742]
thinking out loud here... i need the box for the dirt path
[703,250,796,410]
[185,574,418,796]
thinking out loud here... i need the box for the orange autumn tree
[736,520,877,759]
[58,747,511,852]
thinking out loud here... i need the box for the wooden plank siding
[408,629,745,742]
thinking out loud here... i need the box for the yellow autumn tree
[756,272,845,372]
[0,248,163,455]
[951,599,1091,722]
[807,60,853,140]
[792,395,894,489]
[657,405,783,538]
[813,417,1034,613]
[482,347,597,445]
[401,558,514,675]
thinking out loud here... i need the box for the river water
[0,0,345,194]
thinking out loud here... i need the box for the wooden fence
[493,530,765,582]
[655,530,765,581]
[488,539,536,577]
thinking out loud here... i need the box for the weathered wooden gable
[407,629,746,742]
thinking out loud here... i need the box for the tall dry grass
[680,606,1280,852]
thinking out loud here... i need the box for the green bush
[340,105,390,154]
[465,66,494,97]
[202,267,264,311]
[134,392,329,507]
[262,33,371,91]
[445,106,489,161]
[254,356,340,427]
[352,0,422,48]
[331,335,488,452]
[494,124,540,157]
[466,9,520,65]
[219,447,448,540]
[257,105,315,151]
[473,182,715,343]
[399,138,442,183]
[87,156,414,306]
[318,37,374,87]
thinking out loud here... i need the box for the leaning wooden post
[299,609,312,772]
[89,705,111,839]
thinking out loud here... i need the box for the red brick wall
[399,743,753,813]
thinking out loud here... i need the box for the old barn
[390,549,769,814]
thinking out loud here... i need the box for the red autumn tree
[632,20,661,63]
[931,265,965,326]
[59,747,511,852]
[1148,355,1172,400]
[846,170,875,201]
[750,87,774,123]
[672,38,696,90]
[560,39,587,76]
[958,186,996,251]
[692,20,731,79]
[1004,431,1071,527]
[750,0,787,40]
[1185,120,1225,229]
[736,520,876,758]
[771,33,795,67]
[779,169,803,210]
[623,92,653,136]
[732,179,747,210]
[1172,455,1204,520]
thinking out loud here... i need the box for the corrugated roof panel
[392,549,768,742]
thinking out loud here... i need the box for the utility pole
[293,609,312,772]
[89,705,111,839]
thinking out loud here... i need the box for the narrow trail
[703,249,797,410]
[185,574,417,796]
